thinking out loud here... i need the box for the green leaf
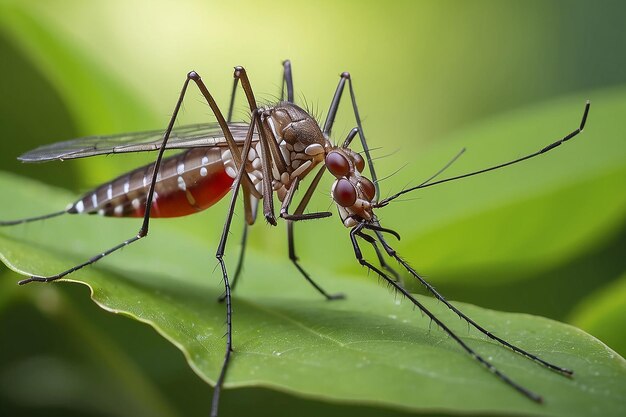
[568,273,626,357]
[1,172,624,417]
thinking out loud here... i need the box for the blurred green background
[0,0,624,416]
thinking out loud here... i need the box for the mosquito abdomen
[68,148,235,218]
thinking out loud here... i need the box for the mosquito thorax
[259,102,328,201]
[326,147,376,227]
[266,102,325,149]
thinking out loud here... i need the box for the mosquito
[1,60,590,416]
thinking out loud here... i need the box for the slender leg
[234,69,285,176]
[189,72,261,200]
[288,221,344,300]
[224,69,251,299]
[278,166,341,299]
[360,222,401,241]
[367,222,573,376]
[230,220,249,293]
[233,66,288,225]
[281,61,341,295]
[16,72,198,284]
[279,60,342,298]
[0,210,67,226]
[226,76,239,123]
[342,127,359,148]
[225,61,281,292]
[211,109,259,417]
[323,72,380,200]
[281,60,294,103]
[225,60,298,298]
[218,196,258,303]
[355,231,401,282]
[399,248,573,375]
[234,67,276,226]
[279,176,332,222]
[227,60,304,298]
[349,223,544,403]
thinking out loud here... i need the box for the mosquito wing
[18,122,257,162]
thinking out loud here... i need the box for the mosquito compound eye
[333,178,357,207]
[353,153,365,173]
[326,151,350,177]
[360,177,376,201]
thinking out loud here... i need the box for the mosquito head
[326,147,376,227]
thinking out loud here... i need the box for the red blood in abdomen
[132,169,233,218]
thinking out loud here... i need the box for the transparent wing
[18,122,257,162]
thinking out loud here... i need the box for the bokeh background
[0,1,624,416]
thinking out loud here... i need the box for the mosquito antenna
[0,210,67,226]
[376,101,590,208]
[416,148,466,188]
[370,148,401,162]
[375,149,463,202]
[374,162,409,184]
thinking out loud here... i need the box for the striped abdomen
[68,148,235,218]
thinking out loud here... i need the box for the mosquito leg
[281,60,294,103]
[187,71,260,200]
[370,224,572,376]
[230,222,249,291]
[373,229,395,255]
[211,109,259,417]
[276,59,343,298]
[217,221,248,304]
[233,67,283,225]
[0,210,67,226]
[279,176,332,222]
[279,166,342,300]
[323,72,348,136]
[355,231,402,283]
[220,70,252,301]
[198,65,258,304]
[385,243,573,376]
[288,221,344,300]
[323,72,380,199]
[349,223,543,403]
[226,76,239,123]
[342,127,359,148]
[218,197,258,303]
[17,72,201,285]
[361,222,401,241]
